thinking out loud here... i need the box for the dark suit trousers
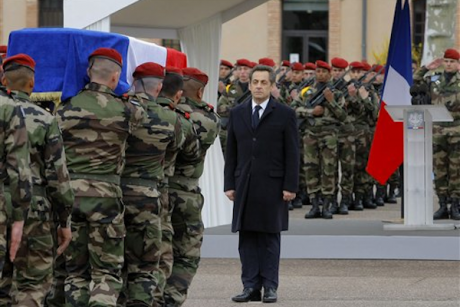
[238,231,281,290]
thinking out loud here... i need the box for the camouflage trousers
[0,194,53,307]
[219,129,227,158]
[337,129,356,197]
[154,184,174,306]
[353,126,373,195]
[118,184,161,307]
[433,126,460,198]
[303,128,338,199]
[65,197,125,307]
[298,131,308,193]
[164,187,204,307]
[44,237,66,307]
[0,197,6,277]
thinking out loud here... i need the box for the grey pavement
[183,259,460,307]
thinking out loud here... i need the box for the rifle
[307,68,351,108]
[234,89,252,106]
[343,65,383,100]
[294,76,315,93]
[220,67,236,85]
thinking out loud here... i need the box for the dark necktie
[252,105,262,129]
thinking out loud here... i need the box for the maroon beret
[3,53,36,72]
[316,60,331,71]
[166,66,183,76]
[89,47,123,67]
[361,62,372,71]
[291,62,304,71]
[281,60,291,67]
[349,61,364,70]
[249,62,257,68]
[444,49,460,60]
[132,62,165,79]
[304,62,316,70]
[372,64,385,74]
[258,57,276,67]
[220,60,233,69]
[0,45,7,54]
[236,59,252,68]
[331,57,348,69]
[182,67,209,85]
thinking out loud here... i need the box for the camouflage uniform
[414,67,460,218]
[56,82,144,307]
[164,97,219,307]
[0,88,32,278]
[118,93,182,307]
[155,96,199,306]
[217,81,248,156]
[0,91,74,307]
[293,82,346,217]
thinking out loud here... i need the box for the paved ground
[183,258,460,307]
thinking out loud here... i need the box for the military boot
[450,199,460,220]
[375,186,385,207]
[363,191,377,209]
[338,195,350,215]
[349,193,364,211]
[386,184,398,204]
[329,199,339,214]
[305,197,321,219]
[292,196,303,209]
[433,196,449,220]
[322,198,333,219]
[299,190,309,206]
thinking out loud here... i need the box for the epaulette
[175,107,191,120]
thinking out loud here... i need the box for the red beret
[0,45,7,54]
[372,64,385,74]
[3,53,36,72]
[133,62,165,79]
[166,66,183,76]
[89,47,123,67]
[258,57,276,67]
[316,60,331,71]
[236,59,252,68]
[220,60,233,69]
[249,62,257,68]
[304,62,316,70]
[349,61,364,70]
[331,57,348,69]
[361,62,372,71]
[444,48,460,60]
[290,62,304,71]
[182,67,209,85]
[281,60,291,67]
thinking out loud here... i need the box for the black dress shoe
[263,287,277,303]
[231,288,261,302]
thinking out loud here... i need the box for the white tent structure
[63,0,269,228]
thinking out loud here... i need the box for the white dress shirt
[251,98,269,118]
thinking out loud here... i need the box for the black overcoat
[224,97,299,233]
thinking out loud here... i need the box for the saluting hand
[283,191,296,202]
[426,58,443,71]
[225,190,235,201]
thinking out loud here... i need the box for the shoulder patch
[301,86,311,97]
[431,74,441,82]
[226,84,232,93]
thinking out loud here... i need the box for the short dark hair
[249,65,276,84]
[159,73,184,98]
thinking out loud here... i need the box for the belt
[4,185,46,197]
[70,173,120,185]
[120,177,158,188]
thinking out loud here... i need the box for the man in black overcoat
[224,65,299,303]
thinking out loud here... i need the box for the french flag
[366,0,413,185]
[7,28,187,101]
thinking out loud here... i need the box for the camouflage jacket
[56,82,144,198]
[346,86,379,129]
[170,97,220,191]
[414,67,460,126]
[0,89,32,221]
[13,91,74,226]
[122,93,183,192]
[279,81,301,105]
[291,81,346,129]
[217,81,249,128]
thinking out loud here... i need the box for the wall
[1,0,38,45]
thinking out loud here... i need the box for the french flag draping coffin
[7,28,187,102]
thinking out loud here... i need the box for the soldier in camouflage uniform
[118,62,183,306]
[0,54,74,306]
[56,48,144,307]
[0,64,32,288]
[292,60,346,219]
[279,62,304,106]
[154,67,200,306]
[164,68,220,307]
[217,59,252,157]
[413,48,460,220]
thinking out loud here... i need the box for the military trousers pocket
[142,224,161,263]
[26,234,54,276]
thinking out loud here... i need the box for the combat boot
[349,193,364,211]
[338,195,350,215]
[363,193,377,209]
[329,199,339,214]
[386,184,397,204]
[433,196,449,220]
[305,197,321,219]
[375,186,385,207]
[292,196,303,209]
[299,190,309,206]
[450,199,460,220]
[322,198,333,219]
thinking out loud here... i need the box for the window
[162,39,181,52]
[39,0,63,27]
[413,0,426,47]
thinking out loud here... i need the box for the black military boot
[299,190,309,206]
[386,184,398,204]
[450,199,460,220]
[329,199,339,214]
[338,195,350,215]
[363,191,377,209]
[349,193,364,211]
[322,198,333,219]
[433,196,449,220]
[305,197,321,219]
[375,186,385,207]
[292,196,303,209]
